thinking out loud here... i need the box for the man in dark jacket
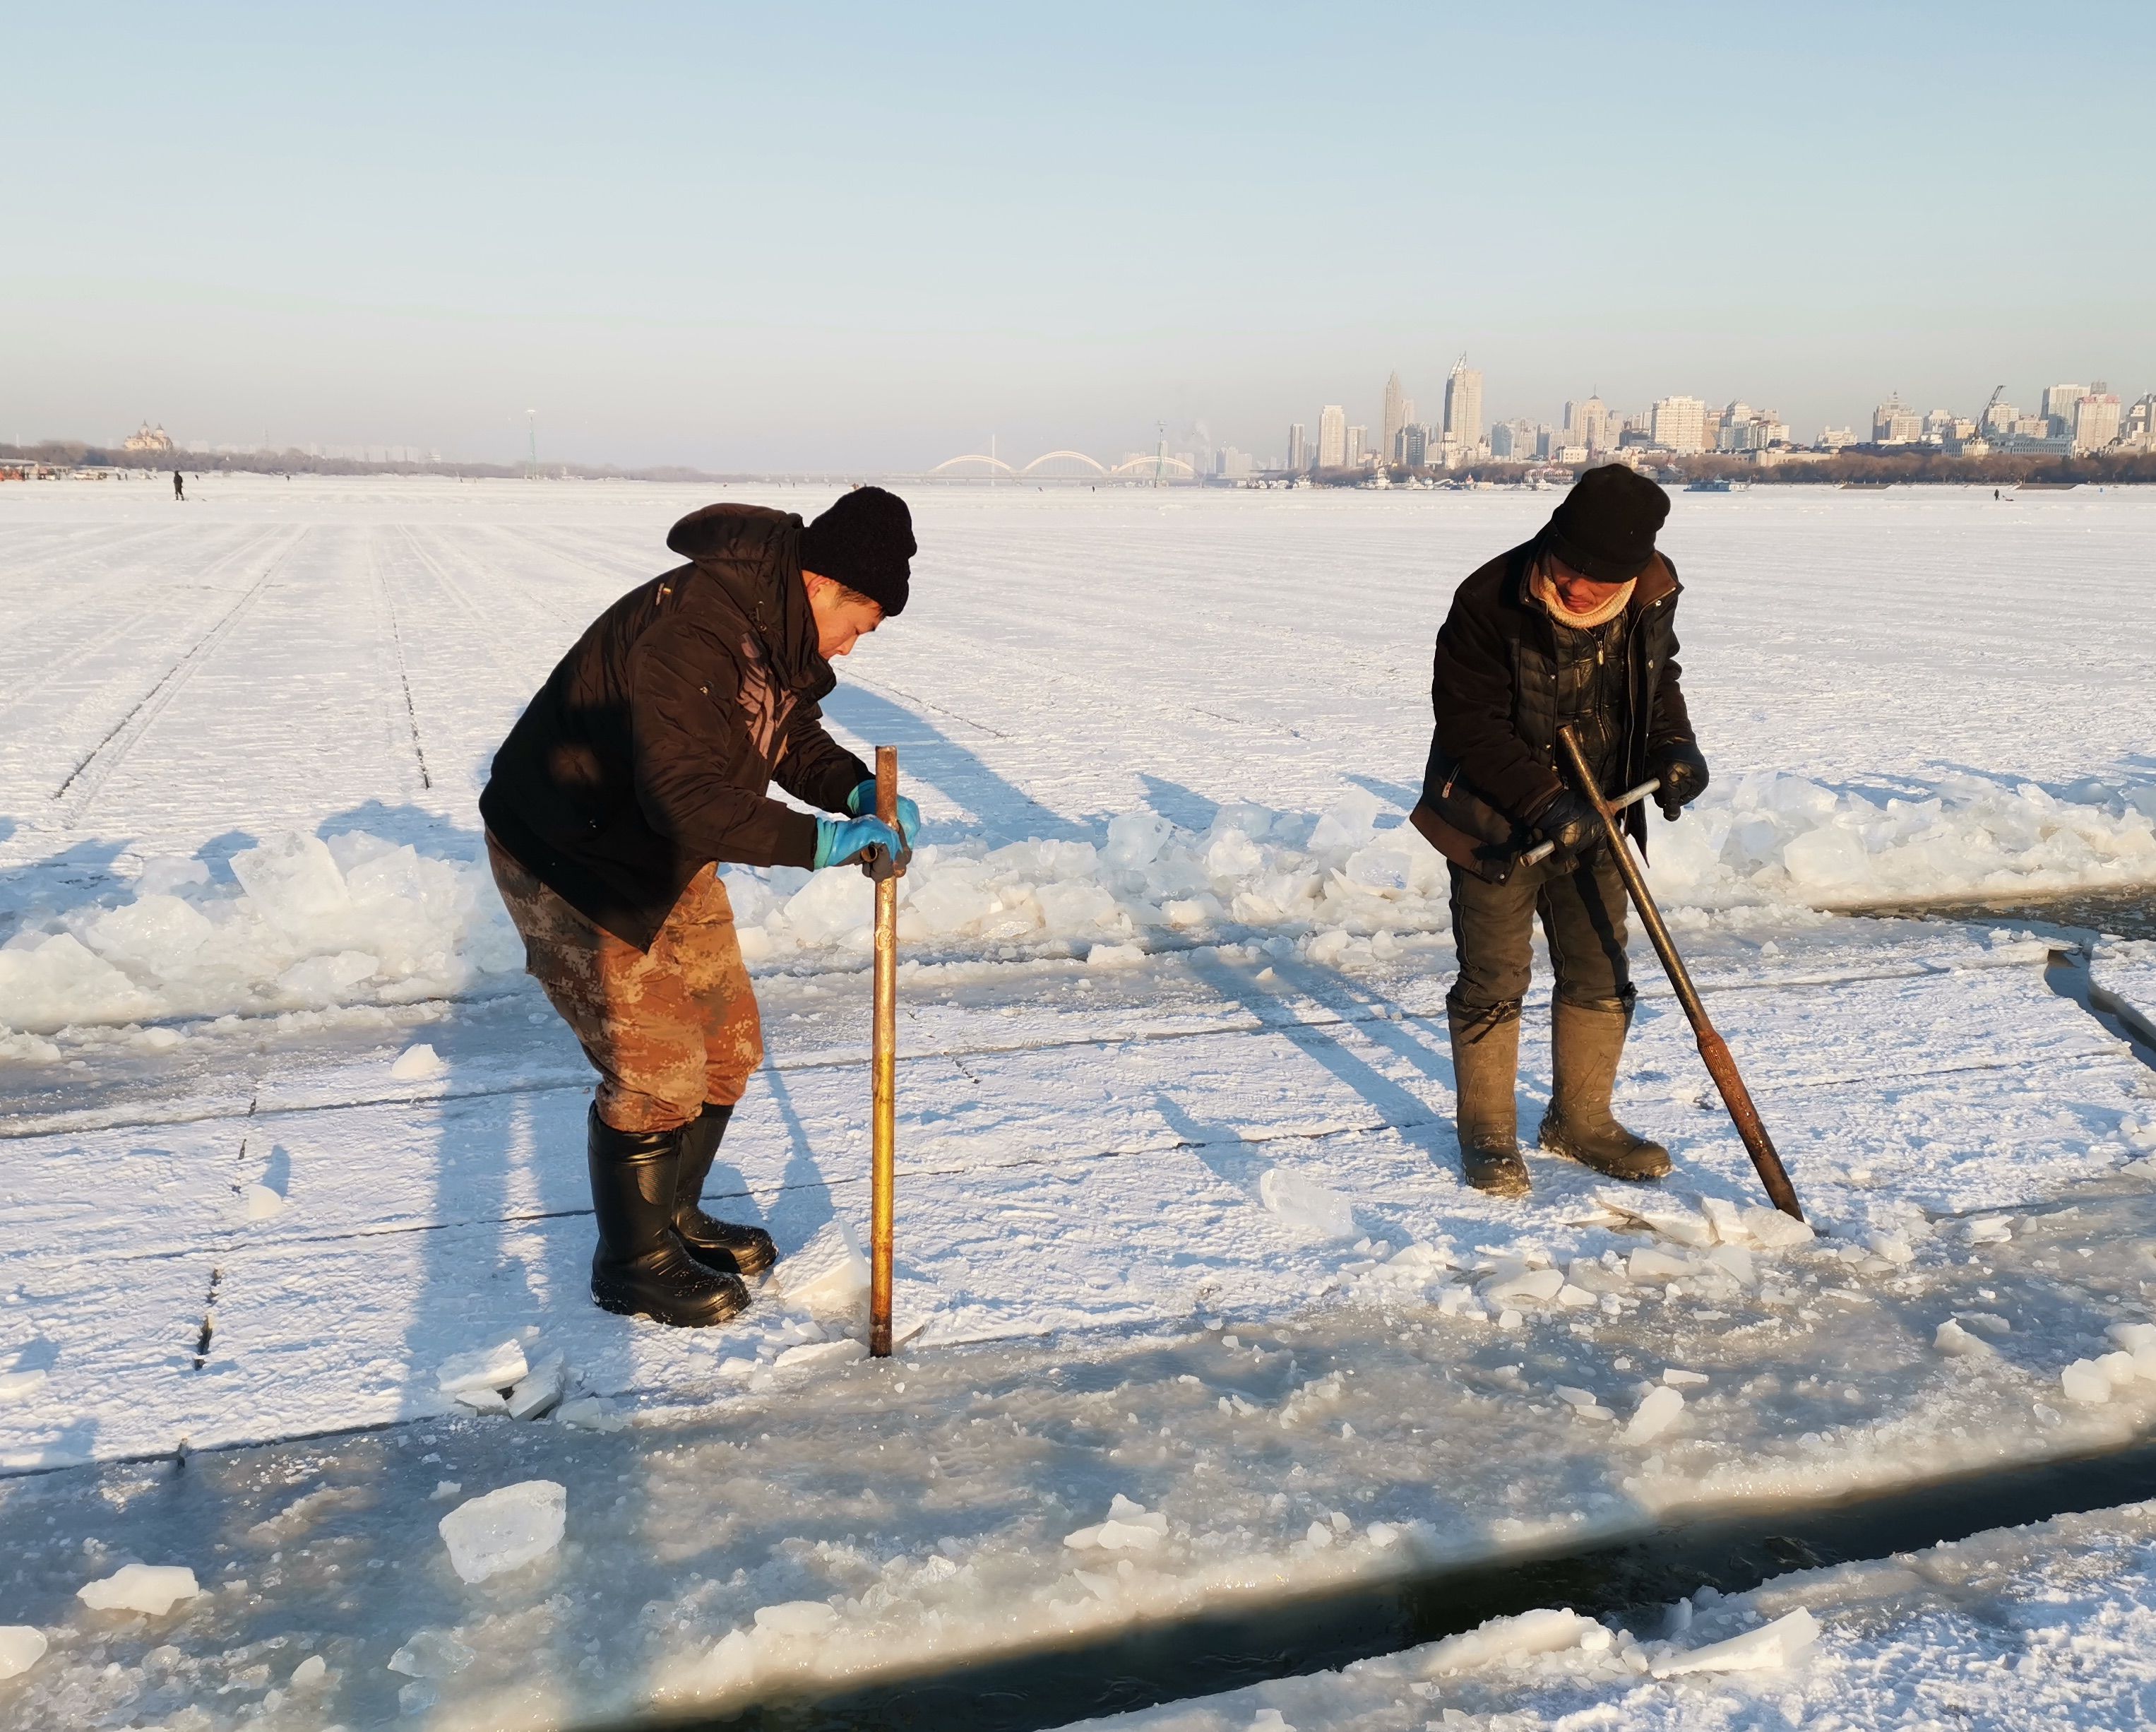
[1411,465,1710,1199]
[481,487,921,1326]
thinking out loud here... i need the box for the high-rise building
[2042,383,2088,434]
[1651,396,1708,453]
[1573,395,1611,452]
[1345,425,1369,468]
[1870,398,1922,444]
[1381,373,1407,469]
[2122,394,2156,451]
[1982,398,2019,434]
[1443,358,1484,461]
[1317,405,1347,470]
[1287,423,1308,471]
[1398,423,1429,468]
[2073,390,2121,452]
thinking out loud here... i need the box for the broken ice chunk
[1866,1232,1916,1266]
[389,1043,447,1081]
[1965,1216,2013,1245]
[1258,1166,1359,1242]
[0,1627,47,1680]
[1623,1386,1685,1444]
[241,1182,286,1221]
[77,1563,201,1615]
[1652,1606,1819,1676]
[1423,1606,1599,1673]
[1662,1368,1709,1387]
[505,1353,566,1420]
[1627,1247,1693,1285]
[1479,1267,1565,1307]
[455,1387,508,1414]
[290,1654,326,1687]
[1933,1321,1993,1358]
[436,1481,566,1584]
[388,1627,475,1679]
[555,1396,628,1433]
[1705,1244,1756,1286]
[2061,1360,2113,1404]
[1597,1194,1713,1247]
[1741,1207,1815,1250]
[436,1339,527,1399]
[772,1220,871,1319]
[754,1601,838,1639]
[774,1339,869,1370]
[2107,1322,2156,1355]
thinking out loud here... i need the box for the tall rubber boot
[587,1106,751,1326]
[1539,998,1672,1181]
[672,1104,779,1279]
[1448,1001,1530,1199]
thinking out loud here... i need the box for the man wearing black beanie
[479,487,922,1327]
[1410,465,1712,1199]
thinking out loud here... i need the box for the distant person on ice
[1412,465,1709,1199]
[172,470,184,500]
[480,489,921,1326]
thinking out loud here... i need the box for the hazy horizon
[5,2,2151,470]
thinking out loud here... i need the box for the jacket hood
[665,503,833,699]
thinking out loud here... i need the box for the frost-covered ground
[0,478,2152,1728]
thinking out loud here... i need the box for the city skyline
[5,6,2152,472]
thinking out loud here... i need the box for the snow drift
[2,773,2150,1040]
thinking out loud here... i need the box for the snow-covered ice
[0,478,2151,1728]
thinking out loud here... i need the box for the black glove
[1648,739,1710,821]
[1529,789,1602,866]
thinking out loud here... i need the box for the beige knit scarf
[1531,564,1635,628]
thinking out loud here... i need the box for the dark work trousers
[1447,848,1633,1020]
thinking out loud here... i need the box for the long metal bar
[1555,725,1804,1220]
[869,745,899,1356]
[1520,778,1661,866]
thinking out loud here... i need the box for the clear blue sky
[4,3,2150,469]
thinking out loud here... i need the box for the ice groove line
[370,538,431,790]
[0,526,262,723]
[49,526,304,816]
[0,973,2103,1143]
[18,1111,1417,1270]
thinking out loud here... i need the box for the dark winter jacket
[480,504,869,949]
[1413,537,1694,883]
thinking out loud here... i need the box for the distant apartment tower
[1870,398,1922,444]
[1381,373,1407,468]
[2042,383,2087,436]
[1442,358,1484,462]
[1398,423,1429,468]
[1572,394,1611,453]
[2073,388,2121,452]
[1650,395,1707,453]
[1317,405,1347,470]
[1287,423,1308,470]
[1345,425,1369,467]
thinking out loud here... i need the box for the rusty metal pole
[1555,725,1804,1221]
[869,746,900,1356]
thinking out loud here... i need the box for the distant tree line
[0,439,739,485]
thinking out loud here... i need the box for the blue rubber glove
[846,779,921,848]
[813,814,903,871]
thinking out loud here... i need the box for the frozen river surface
[0,477,2152,1728]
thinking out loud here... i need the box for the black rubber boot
[1539,997,1672,1182]
[673,1103,779,1279]
[1448,1000,1530,1199]
[587,1107,751,1326]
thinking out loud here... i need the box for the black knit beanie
[799,487,915,617]
[1544,465,1669,583]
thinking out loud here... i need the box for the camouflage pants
[486,835,763,1134]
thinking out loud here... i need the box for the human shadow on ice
[821,680,1091,846]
